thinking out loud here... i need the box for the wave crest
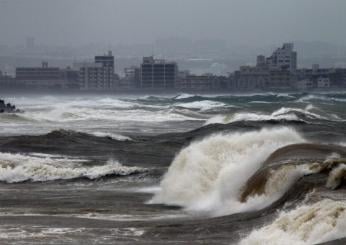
[205,104,338,125]
[151,127,306,215]
[0,153,146,183]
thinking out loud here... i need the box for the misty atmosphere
[1,0,346,75]
[1,1,346,245]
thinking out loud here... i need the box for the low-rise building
[317,77,331,88]
[0,71,17,88]
[16,62,67,89]
[15,62,79,90]
[295,79,314,90]
[176,73,229,91]
[232,66,269,90]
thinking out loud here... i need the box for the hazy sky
[0,0,345,46]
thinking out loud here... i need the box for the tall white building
[266,43,297,72]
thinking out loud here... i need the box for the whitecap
[175,100,226,111]
[240,199,346,245]
[174,93,196,100]
[0,153,146,183]
[87,131,132,141]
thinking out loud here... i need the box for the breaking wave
[151,127,306,215]
[205,105,336,125]
[174,100,227,111]
[240,199,346,245]
[298,94,346,103]
[0,153,146,183]
[86,131,132,141]
[174,93,196,100]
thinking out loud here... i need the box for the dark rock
[0,99,21,113]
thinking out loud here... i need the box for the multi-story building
[231,43,298,91]
[268,70,294,89]
[295,64,346,89]
[232,66,270,90]
[176,72,229,91]
[332,68,346,87]
[295,79,314,90]
[266,43,297,72]
[63,67,80,89]
[79,51,116,90]
[118,67,140,90]
[317,77,331,88]
[0,71,17,88]
[140,56,178,89]
[16,62,67,89]
[15,63,79,89]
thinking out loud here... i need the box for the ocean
[0,91,345,244]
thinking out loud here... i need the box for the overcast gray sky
[0,0,345,46]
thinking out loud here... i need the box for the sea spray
[151,127,306,215]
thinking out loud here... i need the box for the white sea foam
[174,93,196,100]
[20,105,195,123]
[298,94,346,103]
[88,131,132,141]
[14,96,201,124]
[240,199,346,245]
[151,127,306,216]
[0,226,145,239]
[0,153,145,183]
[175,100,226,111]
[205,105,331,125]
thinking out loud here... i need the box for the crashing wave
[239,163,319,203]
[151,127,306,215]
[240,199,346,245]
[0,152,146,183]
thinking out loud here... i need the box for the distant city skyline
[1,0,346,46]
